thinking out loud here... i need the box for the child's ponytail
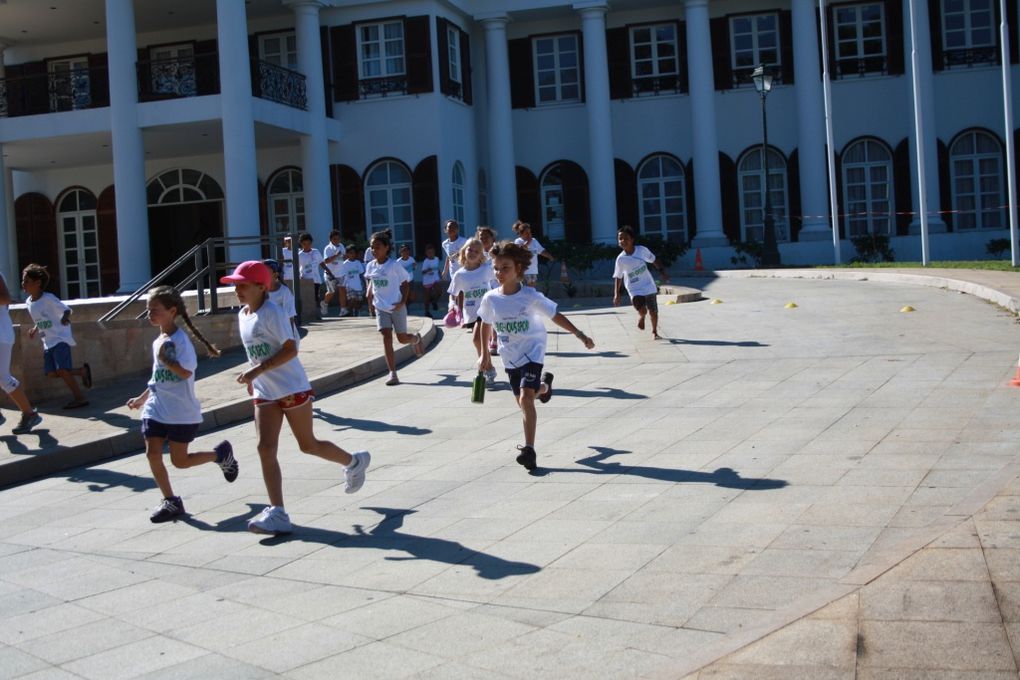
[147,286,221,357]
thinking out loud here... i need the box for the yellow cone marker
[900,305,915,313]
[665,300,677,305]
[785,302,798,309]
[710,298,723,305]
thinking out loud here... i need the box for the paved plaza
[2,273,1020,679]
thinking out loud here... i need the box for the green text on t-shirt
[245,342,273,361]
[495,319,530,334]
[153,367,181,383]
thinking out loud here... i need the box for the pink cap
[220,261,272,288]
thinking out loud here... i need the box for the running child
[363,240,378,317]
[222,260,370,535]
[296,232,325,318]
[126,286,238,524]
[22,264,91,409]
[440,219,467,308]
[512,221,556,287]
[339,247,365,317]
[0,272,41,435]
[478,241,595,471]
[476,226,498,260]
[448,238,498,386]
[396,244,418,312]
[264,259,298,340]
[612,225,670,340]
[420,243,442,317]
[321,230,346,317]
[365,230,426,386]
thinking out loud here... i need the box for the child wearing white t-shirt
[448,238,498,386]
[0,273,41,435]
[365,230,426,386]
[339,248,366,316]
[127,286,237,524]
[478,241,595,472]
[221,260,370,535]
[512,220,556,287]
[440,220,467,309]
[420,243,442,317]
[297,232,326,318]
[397,244,418,312]
[22,264,91,409]
[612,226,670,340]
[263,258,298,341]
[321,230,347,317]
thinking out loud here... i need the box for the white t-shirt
[397,256,417,282]
[448,265,497,324]
[281,247,294,282]
[420,257,441,286]
[142,327,202,425]
[515,237,546,277]
[0,274,14,345]
[26,292,75,349]
[614,245,659,297]
[238,299,311,400]
[323,242,346,279]
[298,248,325,284]
[268,284,297,321]
[339,259,365,292]
[364,258,411,312]
[442,236,467,278]
[478,285,558,369]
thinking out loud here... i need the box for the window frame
[629,22,680,87]
[831,1,888,77]
[451,161,466,225]
[949,130,1005,230]
[729,12,781,86]
[258,31,298,70]
[540,165,566,240]
[941,0,998,67]
[266,167,306,242]
[357,19,407,81]
[46,54,91,112]
[364,160,414,245]
[840,138,894,237]
[636,155,688,244]
[55,187,101,300]
[447,24,462,85]
[737,147,790,243]
[532,32,582,106]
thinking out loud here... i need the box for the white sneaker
[339,307,348,317]
[319,300,329,316]
[248,506,292,535]
[485,367,497,387]
[385,373,399,386]
[345,451,371,494]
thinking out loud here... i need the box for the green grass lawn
[818,260,1020,271]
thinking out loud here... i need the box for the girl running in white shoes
[448,238,498,386]
[512,221,556,287]
[127,286,237,524]
[221,261,370,535]
[420,243,442,317]
[478,241,594,471]
[365,230,426,386]
[612,225,670,340]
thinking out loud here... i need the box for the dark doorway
[147,202,223,285]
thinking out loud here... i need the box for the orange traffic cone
[1011,354,1020,386]
[694,248,703,272]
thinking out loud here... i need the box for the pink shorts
[254,390,315,410]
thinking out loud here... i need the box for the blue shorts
[43,342,73,374]
[141,418,200,443]
[505,362,544,397]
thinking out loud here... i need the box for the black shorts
[141,418,200,443]
[632,294,658,314]
[462,319,478,329]
[505,362,544,397]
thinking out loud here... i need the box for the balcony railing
[0,65,108,117]
[137,54,201,101]
[945,46,999,69]
[251,60,307,110]
[632,74,685,96]
[359,75,408,98]
[833,55,888,79]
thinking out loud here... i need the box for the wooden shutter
[614,159,638,230]
[331,164,365,240]
[136,47,153,101]
[710,18,733,90]
[719,152,740,241]
[21,61,48,115]
[97,186,119,295]
[576,31,586,103]
[892,138,913,235]
[677,21,689,93]
[460,29,473,104]
[195,40,219,96]
[1010,0,1019,63]
[606,27,631,100]
[437,17,453,97]
[413,156,439,255]
[561,162,591,243]
[787,150,801,240]
[405,16,433,94]
[885,0,905,75]
[331,25,359,102]
[508,38,535,108]
[685,159,697,239]
[937,139,952,230]
[516,166,541,230]
[88,53,110,108]
[779,11,794,85]
[928,0,945,71]
[320,25,333,116]
[15,193,59,293]
[823,7,837,76]
[257,179,270,259]
[4,64,24,117]
[832,148,845,240]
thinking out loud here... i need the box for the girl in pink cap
[221,260,370,535]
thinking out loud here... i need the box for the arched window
[478,169,489,225]
[452,161,465,225]
[738,148,790,242]
[637,155,688,243]
[541,165,565,240]
[146,168,223,205]
[950,130,1004,230]
[842,139,893,237]
[365,161,413,244]
[56,188,100,299]
[267,168,305,240]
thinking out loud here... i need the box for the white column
[478,14,518,231]
[0,45,14,285]
[904,0,946,232]
[685,0,726,246]
[217,0,262,262]
[288,0,332,245]
[575,2,617,244]
[791,0,831,240]
[105,0,151,292]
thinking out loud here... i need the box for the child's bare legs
[516,384,551,446]
[6,385,35,415]
[52,369,86,401]
[472,324,492,370]
[145,437,175,499]
[167,442,216,469]
[649,307,660,339]
[381,328,397,372]
[283,400,353,465]
[254,403,286,507]
[636,309,646,331]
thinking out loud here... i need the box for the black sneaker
[12,411,42,434]
[538,372,554,404]
[150,496,185,523]
[215,441,238,483]
[82,363,93,389]
[515,445,537,471]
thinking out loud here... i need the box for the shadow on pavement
[546,351,628,359]
[552,387,647,400]
[1,429,61,454]
[63,466,157,493]
[663,338,769,347]
[533,446,788,490]
[313,407,432,436]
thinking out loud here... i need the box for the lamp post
[751,63,781,267]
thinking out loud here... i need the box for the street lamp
[751,63,781,267]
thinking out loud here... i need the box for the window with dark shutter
[320,25,333,116]
[928,0,945,70]
[829,2,890,78]
[97,185,119,295]
[405,15,433,94]
[413,156,440,256]
[560,162,591,243]
[88,52,111,107]
[509,38,536,108]
[437,17,453,97]
[436,17,467,101]
[885,0,905,75]
[460,29,473,104]
[331,164,365,240]
[194,40,219,96]
[614,159,638,228]
[718,152,740,241]
[709,18,733,90]
[516,166,541,228]
[606,27,632,99]
[16,193,59,293]
[779,11,794,84]
[331,24,359,101]
[629,22,683,96]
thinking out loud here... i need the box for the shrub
[730,239,764,268]
[987,238,1010,259]
[850,233,895,263]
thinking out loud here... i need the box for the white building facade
[0,0,1015,298]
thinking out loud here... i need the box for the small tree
[850,233,895,263]
[987,238,1010,259]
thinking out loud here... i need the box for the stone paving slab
[0,275,1019,678]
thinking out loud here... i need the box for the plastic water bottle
[162,340,177,364]
[471,371,485,404]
